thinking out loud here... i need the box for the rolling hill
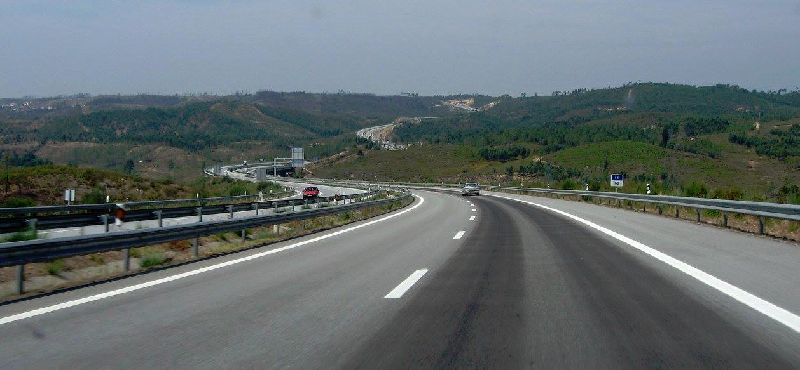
[3,83,800,202]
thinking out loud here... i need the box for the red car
[302,186,320,199]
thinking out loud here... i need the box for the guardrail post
[676,207,680,218]
[228,205,234,219]
[124,248,131,271]
[241,229,246,242]
[193,238,199,257]
[657,205,662,215]
[197,207,203,222]
[254,203,259,216]
[16,265,24,295]
[642,203,646,213]
[102,214,109,232]
[617,200,621,208]
[759,216,765,234]
[723,212,728,227]
[155,210,163,227]
[28,218,37,235]
[696,209,701,223]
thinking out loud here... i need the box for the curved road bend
[0,191,798,368]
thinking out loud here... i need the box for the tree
[660,126,670,147]
[123,159,135,174]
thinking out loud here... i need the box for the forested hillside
[315,83,800,202]
[3,83,800,202]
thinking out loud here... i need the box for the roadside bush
[6,227,37,242]
[3,197,36,208]
[256,182,274,192]
[140,251,168,268]
[82,188,106,204]
[228,185,247,196]
[46,259,65,275]
[684,182,709,198]
[712,187,744,201]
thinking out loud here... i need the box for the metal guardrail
[494,187,800,220]
[326,179,800,228]
[0,191,299,234]
[2,191,410,294]
[0,190,293,216]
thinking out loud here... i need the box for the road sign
[610,174,624,188]
[64,189,75,204]
[291,147,304,168]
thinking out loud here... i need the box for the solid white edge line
[471,209,477,212]
[453,231,466,239]
[0,195,427,326]
[491,194,800,334]
[384,269,428,299]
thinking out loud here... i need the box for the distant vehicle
[461,183,480,196]
[302,186,320,199]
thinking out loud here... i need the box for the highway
[1,190,799,368]
[27,176,364,240]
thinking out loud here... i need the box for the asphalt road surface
[1,190,799,368]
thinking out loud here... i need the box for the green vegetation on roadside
[0,162,285,207]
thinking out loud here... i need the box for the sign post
[610,174,624,191]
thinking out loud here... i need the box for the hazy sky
[2,0,799,97]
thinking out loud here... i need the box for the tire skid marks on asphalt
[491,194,800,335]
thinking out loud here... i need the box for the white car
[461,183,480,196]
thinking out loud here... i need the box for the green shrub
[46,259,65,275]
[3,197,36,208]
[140,251,167,268]
[228,185,247,196]
[82,188,106,204]
[561,179,577,190]
[684,182,709,198]
[712,188,744,201]
[6,228,37,242]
